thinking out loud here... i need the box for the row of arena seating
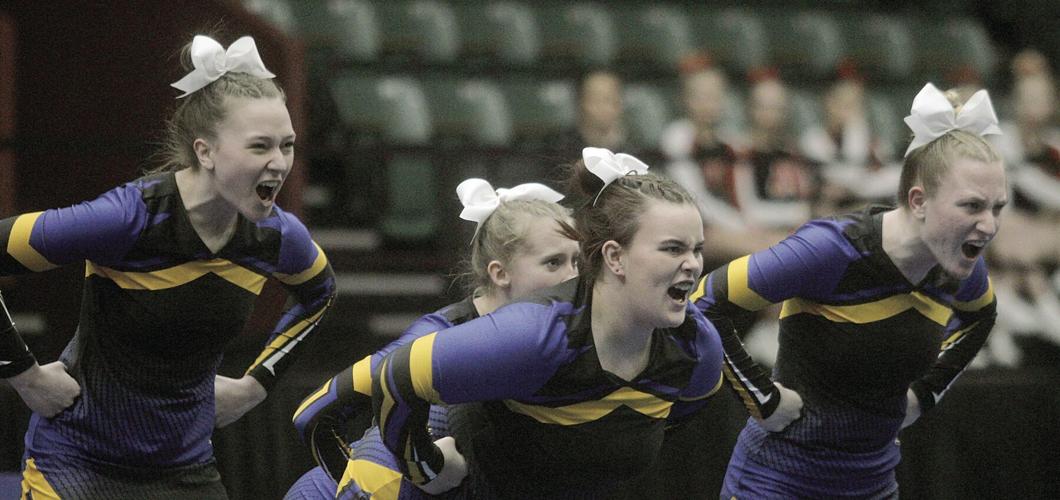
[243,0,998,83]
[318,71,922,154]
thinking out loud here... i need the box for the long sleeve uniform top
[694,205,996,481]
[0,172,336,469]
[291,296,477,497]
[373,278,726,498]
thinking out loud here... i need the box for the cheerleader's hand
[214,375,267,428]
[902,388,921,429]
[8,361,80,417]
[416,437,467,495]
[760,382,804,432]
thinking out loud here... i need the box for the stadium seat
[538,2,618,69]
[423,78,512,148]
[456,1,541,67]
[788,87,823,136]
[500,79,577,148]
[842,13,915,82]
[691,8,769,77]
[375,0,461,65]
[287,0,382,63]
[624,82,675,151]
[615,5,695,72]
[241,0,298,34]
[765,10,844,81]
[328,72,433,146]
[379,155,440,243]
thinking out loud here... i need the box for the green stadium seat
[788,87,823,135]
[242,0,297,34]
[765,10,844,81]
[538,3,618,69]
[379,155,440,243]
[423,78,512,148]
[375,0,461,64]
[287,0,381,63]
[501,79,576,147]
[692,8,769,77]
[615,5,695,72]
[456,1,541,67]
[328,73,433,146]
[624,83,675,151]
[842,14,915,82]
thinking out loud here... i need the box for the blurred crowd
[553,50,1060,370]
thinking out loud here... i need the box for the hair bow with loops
[903,83,1001,157]
[456,178,564,225]
[171,35,276,98]
[582,147,650,205]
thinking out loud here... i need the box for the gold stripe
[275,242,329,285]
[247,307,327,371]
[689,275,708,302]
[779,291,952,327]
[352,355,373,396]
[952,278,995,312]
[7,212,57,272]
[377,358,395,438]
[722,364,763,419]
[503,386,672,425]
[727,255,772,311]
[941,321,979,350]
[409,333,441,403]
[292,378,331,423]
[21,457,61,499]
[85,259,266,294]
[339,459,402,499]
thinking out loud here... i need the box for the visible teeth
[672,282,693,292]
[259,180,281,188]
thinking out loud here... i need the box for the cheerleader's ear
[487,260,510,288]
[601,240,625,277]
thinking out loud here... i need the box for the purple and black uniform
[0,172,336,499]
[694,205,996,499]
[288,297,476,500]
[374,278,726,499]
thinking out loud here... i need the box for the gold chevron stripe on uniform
[292,379,332,421]
[952,278,995,312]
[779,291,952,326]
[503,386,673,425]
[274,242,329,285]
[8,212,58,272]
[85,259,266,294]
[727,255,773,311]
[352,355,373,396]
[340,459,402,499]
[941,321,980,350]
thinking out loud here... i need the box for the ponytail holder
[903,83,1001,157]
[171,35,276,98]
[582,147,650,205]
[457,178,564,227]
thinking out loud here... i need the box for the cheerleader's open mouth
[961,240,987,259]
[256,180,282,203]
[667,280,694,304]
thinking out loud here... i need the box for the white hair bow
[903,83,1001,157]
[456,178,564,225]
[582,147,650,205]
[170,35,276,98]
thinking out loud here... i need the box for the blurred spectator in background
[734,68,819,232]
[985,48,1060,367]
[661,58,785,272]
[801,63,900,213]
[549,69,628,161]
